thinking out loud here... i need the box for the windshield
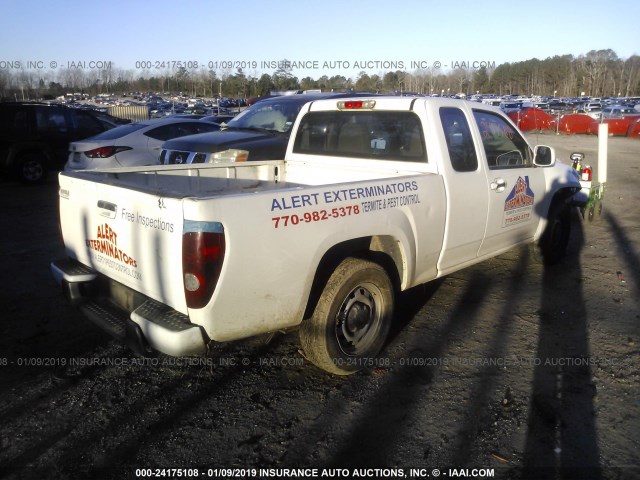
[225,99,305,133]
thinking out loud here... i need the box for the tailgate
[58,173,187,313]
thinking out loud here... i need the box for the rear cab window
[439,107,478,172]
[293,111,426,162]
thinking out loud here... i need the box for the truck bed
[56,156,441,336]
[65,158,436,198]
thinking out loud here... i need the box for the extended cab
[51,97,582,374]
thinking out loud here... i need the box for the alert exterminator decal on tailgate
[85,223,141,280]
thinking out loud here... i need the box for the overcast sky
[1,0,638,79]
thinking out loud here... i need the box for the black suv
[0,103,112,183]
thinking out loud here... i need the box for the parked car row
[507,104,640,137]
[0,102,230,184]
[4,92,639,185]
[5,94,370,184]
[76,93,373,176]
[469,93,639,118]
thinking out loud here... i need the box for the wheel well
[8,146,53,168]
[552,186,579,204]
[303,235,403,319]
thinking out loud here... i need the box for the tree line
[1,49,638,101]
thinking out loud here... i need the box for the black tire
[18,153,48,184]
[595,199,603,219]
[299,257,394,375]
[539,200,571,265]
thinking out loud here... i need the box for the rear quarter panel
[184,173,446,341]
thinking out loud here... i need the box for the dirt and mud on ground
[0,132,638,480]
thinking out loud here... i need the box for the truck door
[436,106,489,274]
[472,109,546,257]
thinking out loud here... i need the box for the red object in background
[508,108,554,131]
[607,119,633,135]
[627,118,640,138]
[587,118,634,136]
[557,114,595,134]
[581,165,592,181]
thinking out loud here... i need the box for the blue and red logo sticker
[503,176,535,227]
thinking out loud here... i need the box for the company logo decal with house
[503,176,535,227]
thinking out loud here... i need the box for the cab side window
[473,110,532,169]
[440,107,477,172]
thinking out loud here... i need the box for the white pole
[598,123,608,184]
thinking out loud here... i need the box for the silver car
[65,117,220,170]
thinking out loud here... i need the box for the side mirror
[533,145,555,166]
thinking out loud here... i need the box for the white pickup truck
[51,96,583,374]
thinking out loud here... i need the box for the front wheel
[299,257,394,375]
[539,200,571,265]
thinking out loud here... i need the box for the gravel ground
[0,132,638,480]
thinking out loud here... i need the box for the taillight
[182,221,225,309]
[84,146,132,158]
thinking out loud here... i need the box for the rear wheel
[539,200,571,265]
[299,257,394,375]
[18,153,47,184]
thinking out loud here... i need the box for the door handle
[490,178,507,193]
[97,200,117,219]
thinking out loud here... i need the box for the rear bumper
[51,258,209,357]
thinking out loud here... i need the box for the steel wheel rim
[335,282,384,356]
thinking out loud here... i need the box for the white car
[65,117,220,170]
[575,108,602,120]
